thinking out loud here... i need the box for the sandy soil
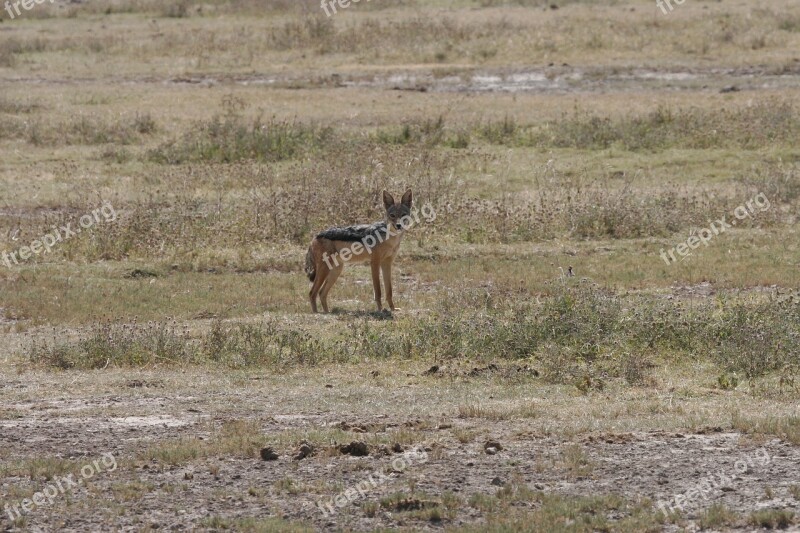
[1,366,799,532]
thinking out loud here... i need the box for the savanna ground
[1,0,800,530]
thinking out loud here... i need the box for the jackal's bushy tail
[305,246,315,282]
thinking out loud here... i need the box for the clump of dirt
[385,498,439,512]
[484,439,503,455]
[339,441,369,457]
[126,379,163,388]
[468,363,498,377]
[583,433,635,444]
[125,269,158,279]
[293,441,315,461]
[260,447,279,461]
[422,365,439,375]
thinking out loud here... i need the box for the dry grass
[467,489,662,532]
[732,413,800,445]
[3,1,800,76]
[21,283,800,392]
[2,1,800,530]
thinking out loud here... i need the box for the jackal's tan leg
[381,259,397,311]
[371,256,383,312]
[309,265,329,313]
[319,264,343,313]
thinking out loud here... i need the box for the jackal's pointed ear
[383,190,395,210]
[401,188,413,208]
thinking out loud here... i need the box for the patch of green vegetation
[558,444,594,479]
[464,490,662,533]
[110,480,155,502]
[377,103,800,152]
[28,320,195,370]
[0,112,156,145]
[148,114,332,164]
[201,516,313,532]
[0,457,77,481]
[698,503,739,530]
[732,413,800,445]
[379,491,445,521]
[137,420,265,465]
[26,284,800,394]
[748,508,795,529]
[274,476,302,495]
[26,317,334,370]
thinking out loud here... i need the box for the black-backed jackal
[305,189,412,313]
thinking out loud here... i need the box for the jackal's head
[382,189,413,231]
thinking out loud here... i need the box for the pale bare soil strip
[1,363,799,531]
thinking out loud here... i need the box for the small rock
[423,365,439,376]
[260,447,279,461]
[491,476,505,486]
[485,447,498,455]
[484,440,503,452]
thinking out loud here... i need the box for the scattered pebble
[484,440,504,453]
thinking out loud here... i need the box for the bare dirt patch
[1,366,799,531]
[3,65,800,95]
